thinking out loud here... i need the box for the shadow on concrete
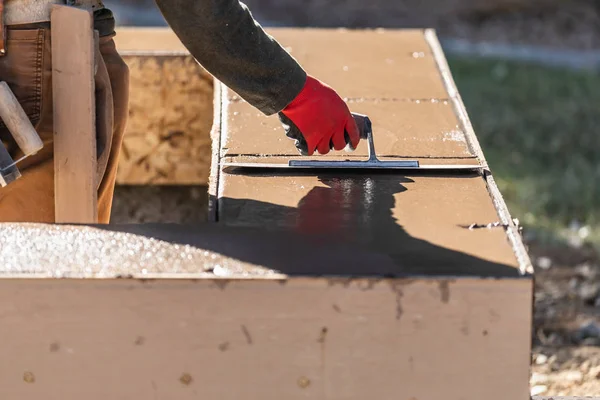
[100,170,523,278]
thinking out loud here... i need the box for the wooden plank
[51,5,97,223]
[0,273,531,400]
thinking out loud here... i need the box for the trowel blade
[219,161,482,171]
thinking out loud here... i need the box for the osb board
[116,55,214,185]
[209,30,531,277]
[217,172,520,277]
[0,278,531,400]
[222,96,477,160]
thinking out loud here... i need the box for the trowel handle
[351,112,377,160]
[0,81,43,156]
[351,113,372,140]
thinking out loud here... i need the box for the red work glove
[278,76,361,156]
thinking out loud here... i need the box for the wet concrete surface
[223,97,476,160]
[0,223,402,278]
[114,27,187,53]
[217,170,522,277]
[229,29,449,100]
[213,29,525,279]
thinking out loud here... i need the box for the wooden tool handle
[0,81,43,156]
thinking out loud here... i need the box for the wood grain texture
[0,278,531,400]
[51,5,97,223]
[116,55,213,185]
[0,82,43,156]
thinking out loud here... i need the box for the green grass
[447,57,600,248]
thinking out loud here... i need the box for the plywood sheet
[116,55,214,185]
[222,97,476,160]
[217,172,520,277]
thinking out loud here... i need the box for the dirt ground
[529,239,600,396]
[437,0,600,50]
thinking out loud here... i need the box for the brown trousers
[0,25,129,224]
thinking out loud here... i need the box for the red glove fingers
[279,75,360,156]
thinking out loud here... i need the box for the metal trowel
[220,113,481,171]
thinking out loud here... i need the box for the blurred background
[105,0,600,395]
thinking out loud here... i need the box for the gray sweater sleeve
[153,0,307,115]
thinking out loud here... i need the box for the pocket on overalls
[0,29,46,152]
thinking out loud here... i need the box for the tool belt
[0,0,105,55]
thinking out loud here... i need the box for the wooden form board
[0,274,531,400]
[51,5,97,223]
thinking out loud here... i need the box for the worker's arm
[153,0,360,155]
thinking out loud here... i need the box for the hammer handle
[0,81,43,156]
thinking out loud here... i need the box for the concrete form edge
[425,29,534,277]
[207,78,223,222]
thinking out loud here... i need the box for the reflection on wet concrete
[217,169,522,278]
